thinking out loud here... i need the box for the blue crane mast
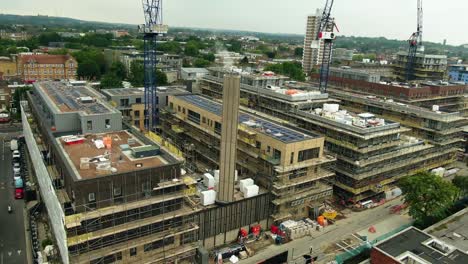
[317,0,336,93]
[405,0,424,81]
[140,0,167,131]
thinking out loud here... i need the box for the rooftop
[19,54,75,64]
[375,227,468,264]
[425,208,468,252]
[176,94,318,143]
[181,68,210,74]
[35,81,116,115]
[102,86,187,97]
[57,130,169,180]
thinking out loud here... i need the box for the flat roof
[181,68,210,74]
[376,227,468,264]
[425,208,468,252]
[36,81,116,115]
[176,94,317,143]
[57,130,169,180]
[102,86,187,97]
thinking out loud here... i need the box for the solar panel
[178,95,308,143]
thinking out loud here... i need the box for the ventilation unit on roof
[79,96,93,103]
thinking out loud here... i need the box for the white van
[10,139,18,151]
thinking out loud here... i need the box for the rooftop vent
[79,96,93,103]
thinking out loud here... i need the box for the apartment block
[0,56,18,79]
[25,82,200,264]
[449,64,468,84]
[329,67,381,83]
[18,54,77,81]
[199,68,455,203]
[161,94,335,222]
[393,52,447,81]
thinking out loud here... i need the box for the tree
[240,56,249,65]
[48,48,69,55]
[202,53,215,62]
[294,47,303,57]
[73,48,106,75]
[155,70,168,86]
[110,61,127,80]
[400,172,459,227]
[12,87,30,115]
[158,41,182,54]
[100,73,122,89]
[184,41,200,57]
[453,176,468,198]
[129,61,144,87]
[77,60,101,80]
[38,32,62,46]
[264,62,305,81]
[193,58,211,68]
[227,40,242,53]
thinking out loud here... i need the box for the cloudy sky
[2,0,467,45]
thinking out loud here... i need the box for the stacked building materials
[243,185,259,198]
[201,190,216,206]
[431,167,446,177]
[203,173,215,188]
[279,219,318,240]
[239,178,254,193]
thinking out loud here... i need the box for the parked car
[13,171,21,181]
[15,188,24,199]
[13,163,21,173]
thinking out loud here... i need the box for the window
[267,146,271,153]
[165,96,168,106]
[130,247,137,257]
[202,117,206,124]
[105,119,110,129]
[142,181,151,197]
[178,106,181,112]
[273,149,281,160]
[134,120,140,126]
[87,120,93,130]
[136,97,142,104]
[214,122,222,135]
[290,152,294,164]
[182,107,185,114]
[188,110,201,124]
[298,148,320,162]
[88,193,95,202]
[134,110,140,117]
[256,141,261,149]
[113,186,122,197]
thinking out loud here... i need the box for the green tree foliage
[13,86,31,114]
[110,61,127,80]
[265,51,277,59]
[400,172,459,227]
[155,70,168,86]
[264,62,305,81]
[294,47,303,57]
[48,48,69,55]
[240,56,249,65]
[202,53,215,62]
[100,73,122,89]
[73,48,106,77]
[227,40,242,53]
[158,41,182,54]
[77,60,101,80]
[129,61,144,87]
[38,32,62,45]
[452,176,468,198]
[193,58,211,68]
[82,33,113,47]
[184,40,201,57]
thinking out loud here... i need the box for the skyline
[2,0,468,45]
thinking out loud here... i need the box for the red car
[15,188,24,199]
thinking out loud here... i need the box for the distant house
[17,54,77,82]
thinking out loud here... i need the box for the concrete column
[217,74,240,203]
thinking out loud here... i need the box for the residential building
[322,74,468,116]
[329,67,381,83]
[161,93,336,221]
[181,68,209,80]
[31,81,122,133]
[25,81,201,264]
[371,226,468,264]
[0,56,18,79]
[101,86,189,131]
[113,30,130,38]
[0,30,29,41]
[332,48,354,62]
[215,51,243,65]
[393,52,447,81]
[17,54,77,81]
[448,64,468,84]
[302,9,334,75]
[0,82,11,110]
[199,68,457,203]
[104,46,137,69]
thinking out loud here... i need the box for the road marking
[17,250,21,255]
[7,252,11,257]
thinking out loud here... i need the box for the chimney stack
[217,74,240,203]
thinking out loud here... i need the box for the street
[0,132,27,264]
[241,198,410,264]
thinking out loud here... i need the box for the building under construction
[198,68,458,203]
[393,52,447,81]
[161,72,336,223]
[26,81,200,264]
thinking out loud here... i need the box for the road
[241,198,408,264]
[0,134,27,264]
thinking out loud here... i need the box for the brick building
[18,54,77,82]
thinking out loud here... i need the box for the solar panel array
[41,82,111,115]
[178,95,309,143]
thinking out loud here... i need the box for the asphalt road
[0,135,27,264]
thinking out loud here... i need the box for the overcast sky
[2,0,467,45]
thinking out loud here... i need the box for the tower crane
[139,0,168,131]
[317,0,337,93]
[405,0,424,81]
